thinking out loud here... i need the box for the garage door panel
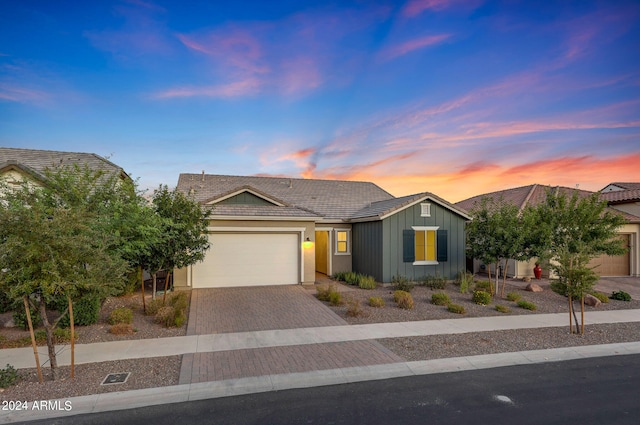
[192,233,299,288]
[588,234,630,277]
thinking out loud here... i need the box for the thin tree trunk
[38,297,58,380]
[152,272,157,300]
[487,264,493,294]
[568,295,573,334]
[501,261,509,298]
[140,266,146,314]
[571,298,580,333]
[24,296,43,384]
[162,270,172,304]
[68,295,75,380]
[494,264,499,296]
[580,296,585,335]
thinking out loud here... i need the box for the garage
[588,234,631,276]
[191,233,300,288]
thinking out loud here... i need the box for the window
[335,230,350,254]
[420,203,431,217]
[403,226,448,264]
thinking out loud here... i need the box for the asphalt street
[27,354,640,425]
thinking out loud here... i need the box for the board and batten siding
[218,192,275,205]
[381,201,466,282]
[352,221,383,281]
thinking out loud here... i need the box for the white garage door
[191,233,300,288]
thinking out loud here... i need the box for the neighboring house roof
[455,184,595,213]
[0,147,131,182]
[177,173,395,221]
[350,192,471,221]
[600,189,640,204]
[601,182,640,192]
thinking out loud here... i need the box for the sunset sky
[1,0,639,202]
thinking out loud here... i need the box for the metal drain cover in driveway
[101,372,131,385]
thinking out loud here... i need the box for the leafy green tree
[144,185,211,301]
[528,189,627,333]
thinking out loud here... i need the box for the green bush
[495,305,511,313]
[0,364,19,388]
[343,272,359,286]
[368,297,385,308]
[145,298,165,316]
[474,280,492,293]
[169,291,189,311]
[332,271,347,282]
[447,303,466,314]
[506,292,522,302]
[57,294,102,327]
[431,292,451,306]
[0,292,12,314]
[12,301,41,331]
[392,275,414,292]
[154,306,177,327]
[472,290,492,305]
[611,291,632,301]
[590,292,609,303]
[329,291,344,306]
[395,292,414,310]
[517,300,537,311]
[108,307,133,325]
[457,270,473,294]
[357,275,377,290]
[423,275,447,290]
[393,290,409,302]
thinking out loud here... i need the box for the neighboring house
[456,184,640,278]
[0,147,131,188]
[172,173,470,288]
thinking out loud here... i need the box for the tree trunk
[580,296,585,335]
[162,270,172,304]
[571,298,580,333]
[68,295,75,380]
[140,266,146,314]
[568,295,573,334]
[487,264,494,294]
[501,261,509,298]
[152,272,157,300]
[24,296,43,384]
[38,297,58,380]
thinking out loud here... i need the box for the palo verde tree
[528,189,627,334]
[144,185,211,301]
[0,176,128,380]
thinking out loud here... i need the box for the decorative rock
[522,276,531,283]
[525,283,543,292]
[584,294,602,307]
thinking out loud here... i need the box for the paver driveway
[179,285,402,384]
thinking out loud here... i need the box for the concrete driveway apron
[179,286,402,384]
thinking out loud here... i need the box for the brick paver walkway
[180,285,404,384]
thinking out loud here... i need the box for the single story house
[0,147,131,188]
[455,183,640,278]
[173,173,470,288]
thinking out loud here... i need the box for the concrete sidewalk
[4,309,640,369]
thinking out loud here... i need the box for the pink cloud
[379,34,451,61]
[153,78,262,99]
[0,83,49,104]
[401,0,457,17]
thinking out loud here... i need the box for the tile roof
[207,205,320,218]
[0,147,129,180]
[350,192,471,220]
[177,173,395,220]
[602,182,640,191]
[600,189,640,204]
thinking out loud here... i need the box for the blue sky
[1,0,639,201]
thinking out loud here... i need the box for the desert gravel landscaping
[1,277,639,404]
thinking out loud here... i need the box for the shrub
[108,307,133,325]
[447,303,466,314]
[169,291,189,312]
[145,298,165,316]
[155,306,177,327]
[474,280,492,293]
[457,270,473,294]
[423,275,447,290]
[495,305,511,313]
[332,271,347,282]
[368,297,385,308]
[109,323,134,335]
[506,292,522,302]
[344,272,359,286]
[329,291,344,306]
[472,290,492,305]
[611,291,632,301]
[395,291,414,310]
[316,285,334,302]
[12,301,41,331]
[392,275,414,292]
[517,300,537,311]
[358,275,377,290]
[393,290,409,302]
[57,294,102,327]
[345,299,364,317]
[431,292,451,306]
[53,327,75,343]
[590,292,609,304]
[0,364,19,388]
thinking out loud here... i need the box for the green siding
[380,201,466,282]
[352,221,383,281]
[218,192,276,205]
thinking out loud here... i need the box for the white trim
[411,226,439,265]
[205,215,320,222]
[205,188,285,206]
[420,203,431,217]
[377,195,471,221]
[316,227,334,276]
[334,229,351,255]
